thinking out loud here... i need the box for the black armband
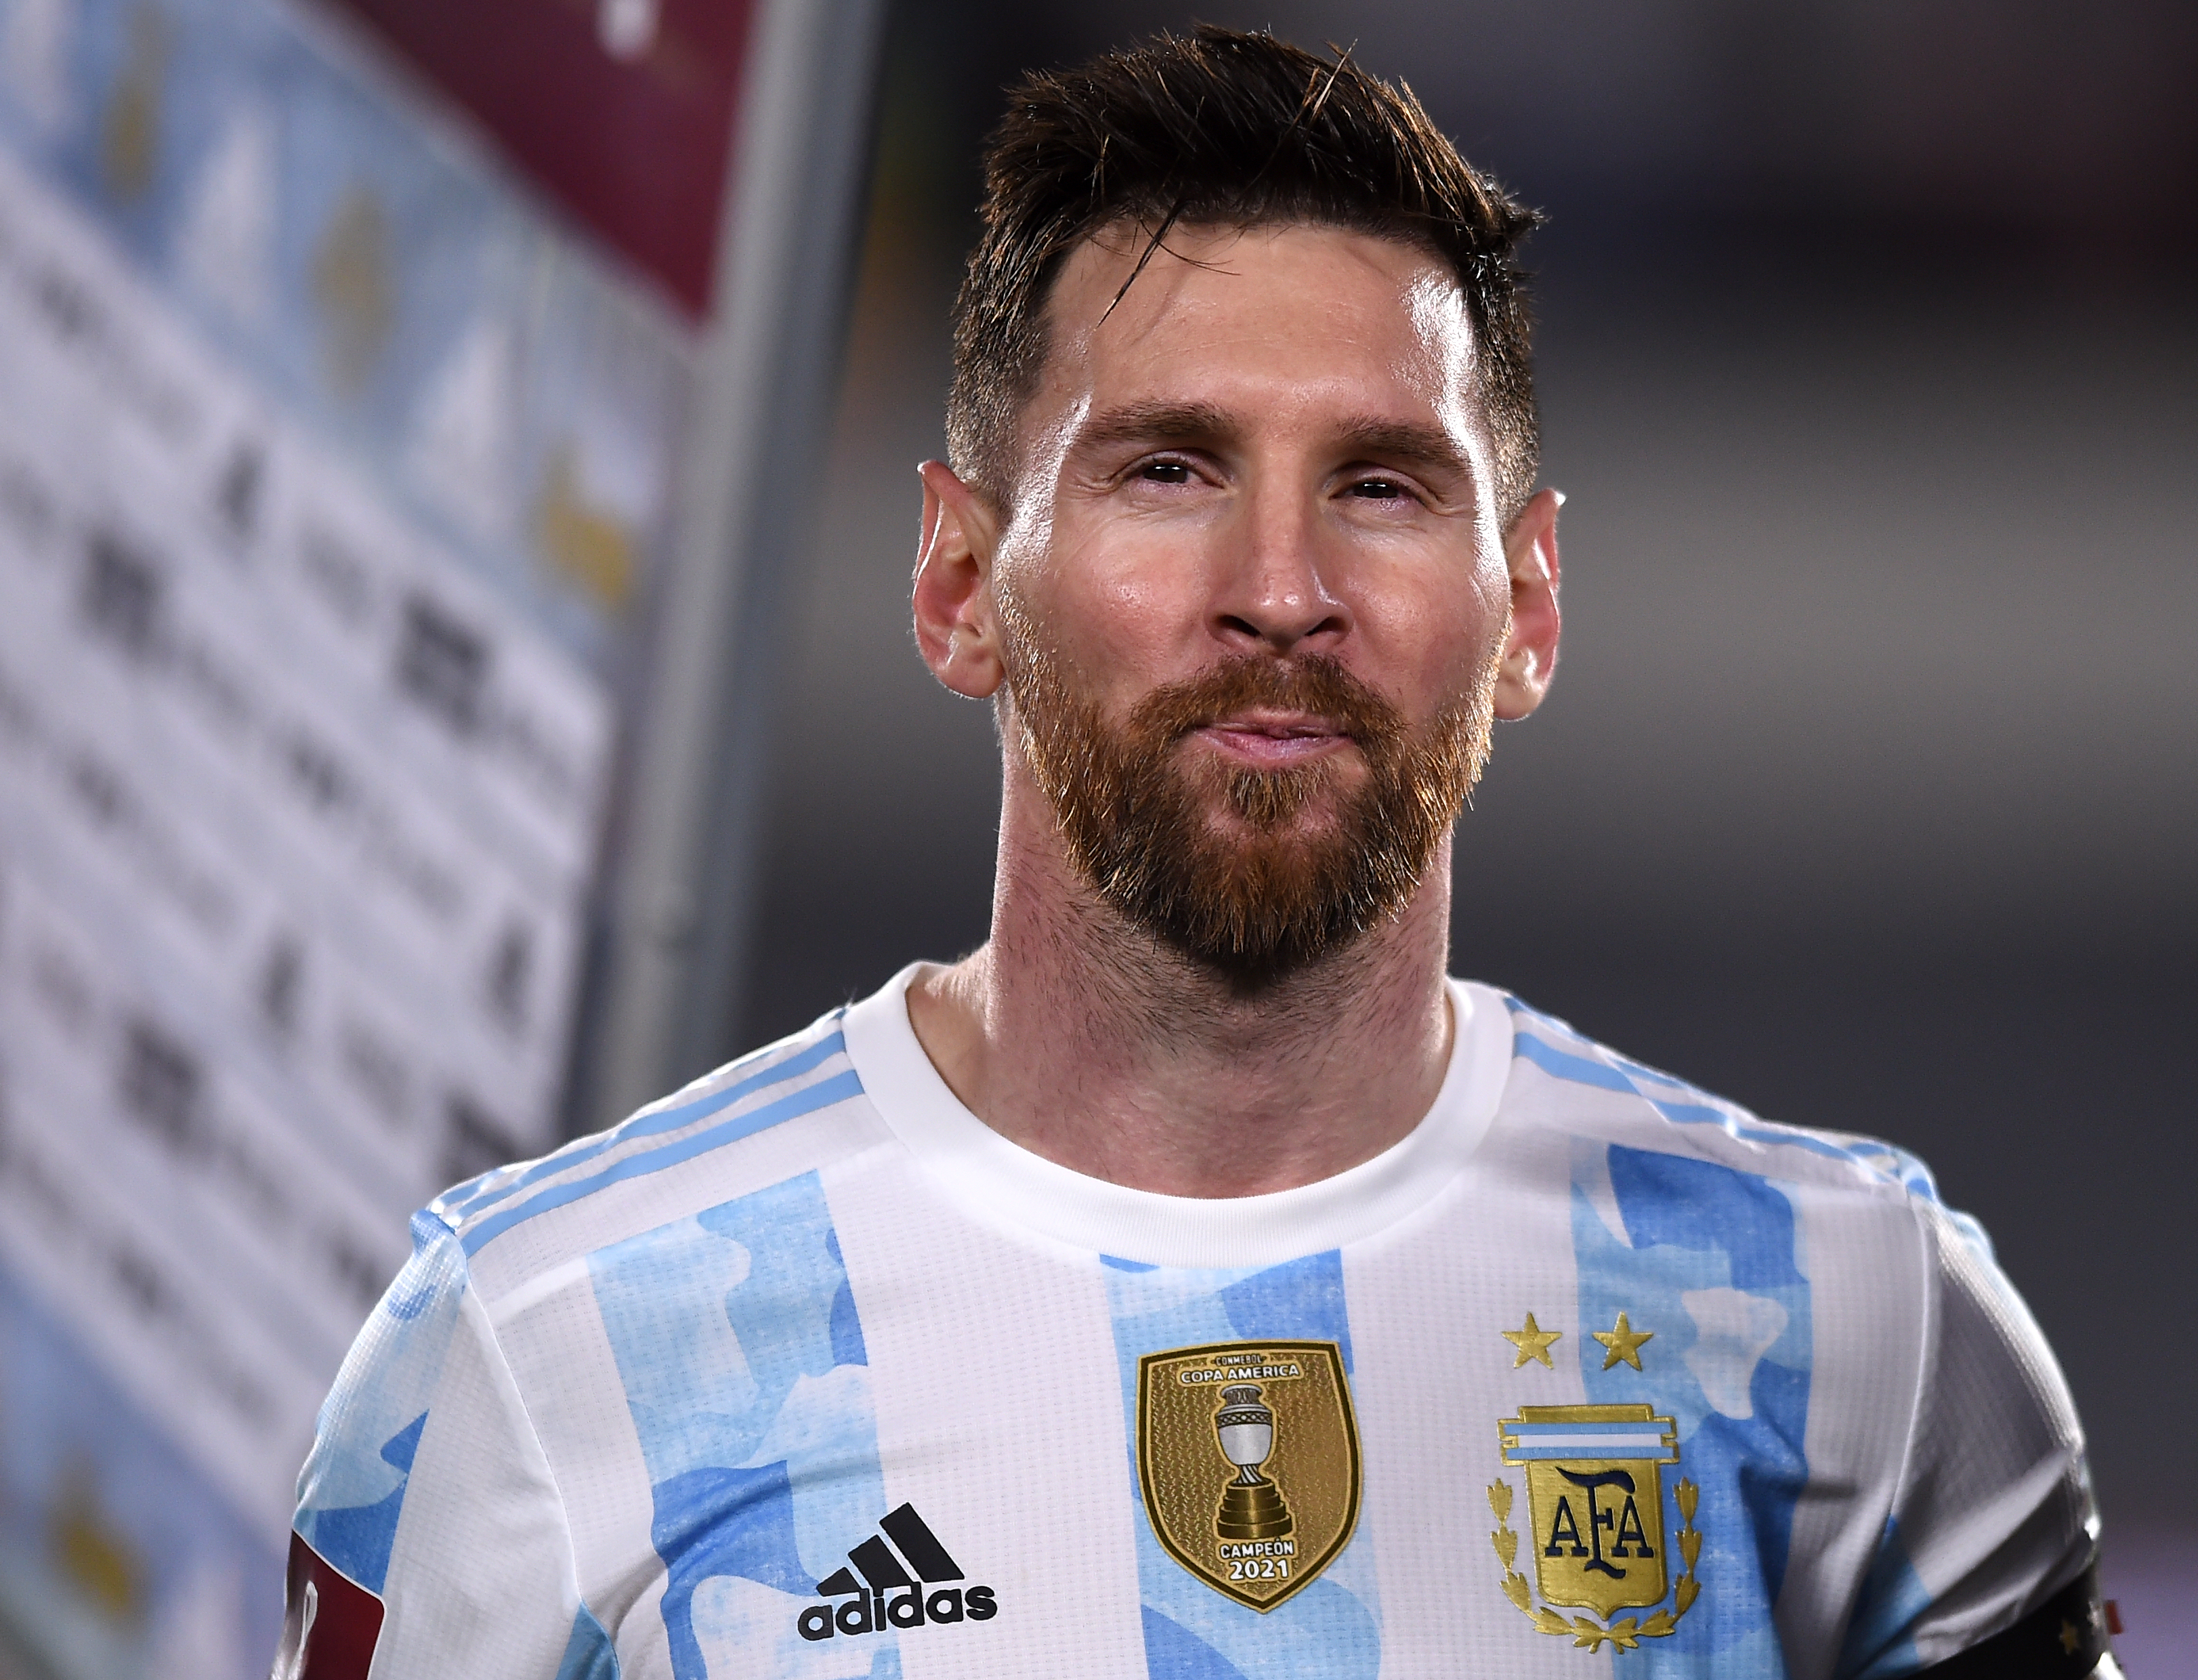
[1915,1557,2110,1679]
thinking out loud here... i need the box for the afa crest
[1489,1405,1704,1654]
[1136,1341,1361,1612]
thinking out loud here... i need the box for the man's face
[930,222,1549,978]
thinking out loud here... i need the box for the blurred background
[0,0,2190,1675]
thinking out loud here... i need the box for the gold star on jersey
[1592,1311,1653,1371]
[1502,1311,1563,1368]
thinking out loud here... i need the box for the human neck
[904,790,1456,1200]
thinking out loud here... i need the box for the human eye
[1133,457,1196,485]
[1343,475,1416,503]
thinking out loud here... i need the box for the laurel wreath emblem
[1486,1476,1703,1654]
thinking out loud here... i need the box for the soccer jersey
[281,967,2099,1679]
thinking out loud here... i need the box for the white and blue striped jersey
[282,967,2098,1679]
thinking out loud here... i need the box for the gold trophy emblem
[1212,1385,1294,1540]
[1136,1341,1360,1612]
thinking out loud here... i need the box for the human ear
[1492,486,1562,721]
[912,460,1006,700]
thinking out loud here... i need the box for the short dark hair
[949,26,1545,523]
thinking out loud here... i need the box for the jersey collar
[841,963,1513,1268]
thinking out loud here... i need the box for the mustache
[1126,654,1406,751]
[998,614,1494,979]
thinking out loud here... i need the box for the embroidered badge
[1489,1404,1704,1653]
[1136,1340,1361,1612]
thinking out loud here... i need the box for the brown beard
[999,609,1498,982]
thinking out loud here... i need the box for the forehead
[1031,222,1477,438]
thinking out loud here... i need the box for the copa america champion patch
[1135,1340,1362,1612]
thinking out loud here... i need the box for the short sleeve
[277,1210,595,1679]
[1834,1200,2096,1679]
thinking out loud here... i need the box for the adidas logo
[795,1503,998,1642]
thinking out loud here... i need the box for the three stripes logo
[795,1503,998,1643]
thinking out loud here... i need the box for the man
[278,28,2113,1680]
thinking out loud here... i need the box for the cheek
[1355,552,1512,703]
[1028,527,1215,690]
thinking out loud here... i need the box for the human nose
[1207,476,1350,655]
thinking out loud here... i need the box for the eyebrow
[1071,402,1473,484]
[1331,417,1473,483]
[1074,400,1238,450]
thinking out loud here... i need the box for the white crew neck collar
[839,964,1513,1269]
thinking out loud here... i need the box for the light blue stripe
[1507,1421,1669,1438]
[1502,1443,1666,1461]
[555,1605,621,1680]
[1511,1030,1637,1095]
[1512,1030,1869,1170]
[445,1032,848,1222]
[459,1068,866,1256]
[1606,1047,1714,1094]
[1507,988,1944,1192]
[1647,1101,1727,1126]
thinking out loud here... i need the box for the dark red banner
[328,0,754,316]
[276,1532,385,1680]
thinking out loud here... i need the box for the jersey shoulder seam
[431,1011,866,1262]
[446,1236,606,1648]
[1500,994,1945,1205]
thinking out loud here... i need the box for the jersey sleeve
[1833,1199,2097,1679]
[276,1209,606,1680]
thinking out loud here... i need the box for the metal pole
[591,0,885,1127]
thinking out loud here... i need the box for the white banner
[0,0,698,1668]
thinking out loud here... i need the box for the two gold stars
[1501,1310,1655,1370]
